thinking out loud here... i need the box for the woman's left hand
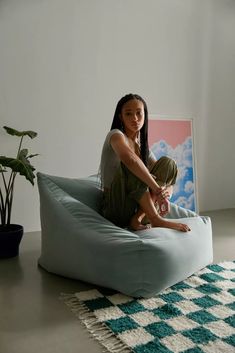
[159,185,174,216]
[158,198,170,216]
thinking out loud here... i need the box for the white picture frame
[149,116,198,213]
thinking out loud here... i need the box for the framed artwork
[148,117,198,212]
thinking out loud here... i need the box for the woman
[100,93,190,232]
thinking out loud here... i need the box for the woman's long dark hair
[110,93,149,166]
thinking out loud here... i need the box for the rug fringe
[60,293,131,353]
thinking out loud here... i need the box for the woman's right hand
[154,187,171,216]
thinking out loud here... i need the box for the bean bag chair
[37,172,213,298]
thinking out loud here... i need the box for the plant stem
[0,189,4,224]
[3,170,14,225]
[6,172,16,225]
[0,169,8,225]
[17,136,24,158]
[1,168,8,192]
[3,136,25,225]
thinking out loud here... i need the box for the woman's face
[120,99,145,135]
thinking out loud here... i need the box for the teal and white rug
[61,261,235,353]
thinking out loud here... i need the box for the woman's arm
[147,149,157,171]
[110,133,162,194]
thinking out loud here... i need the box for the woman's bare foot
[150,216,191,232]
[129,214,151,231]
[137,190,190,232]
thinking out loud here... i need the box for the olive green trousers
[102,156,177,227]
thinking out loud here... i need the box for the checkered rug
[61,261,235,353]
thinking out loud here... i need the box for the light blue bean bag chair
[37,172,213,298]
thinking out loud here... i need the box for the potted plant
[0,126,38,258]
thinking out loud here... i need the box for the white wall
[0,0,234,232]
[198,0,235,210]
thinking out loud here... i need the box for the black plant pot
[0,224,24,259]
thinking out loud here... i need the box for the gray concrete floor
[0,209,234,353]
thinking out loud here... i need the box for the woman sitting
[99,93,190,232]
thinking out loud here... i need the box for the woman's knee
[150,156,178,186]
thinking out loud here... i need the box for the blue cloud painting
[150,136,197,212]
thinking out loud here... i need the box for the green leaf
[19,149,28,158]
[0,155,36,185]
[27,153,39,159]
[0,165,6,172]
[3,126,37,139]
